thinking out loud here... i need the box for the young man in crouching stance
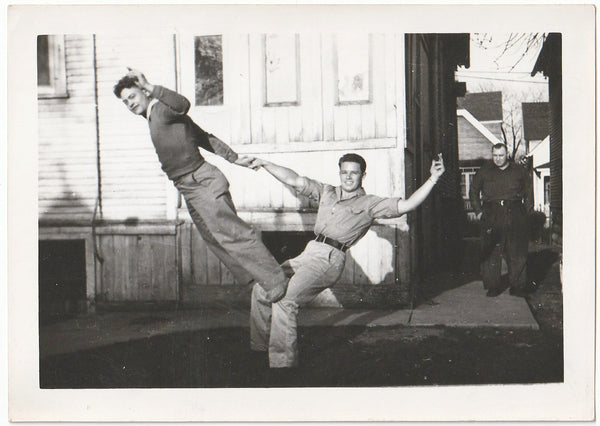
[249,153,445,368]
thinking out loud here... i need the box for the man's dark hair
[492,143,508,152]
[113,76,138,98]
[338,153,367,173]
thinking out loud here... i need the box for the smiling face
[339,161,365,193]
[492,145,509,169]
[119,86,150,116]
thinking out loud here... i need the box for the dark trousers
[480,201,528,290]
[174,161,287,291]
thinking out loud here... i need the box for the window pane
[194,35,223,106]
[336,34,371,104]
[37,35,50,86]
[460,176,467,198]
[265,34,298,105]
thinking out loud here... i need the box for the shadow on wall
[39,162,95,324]
[39,162,94,223]
[330,224,402,308]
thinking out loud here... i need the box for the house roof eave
[457,109,503,145]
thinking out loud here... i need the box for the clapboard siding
[94,34,177,220]
[38,35,98,222]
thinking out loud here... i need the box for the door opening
[39,240,87,325]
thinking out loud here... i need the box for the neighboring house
[456,91,504,216]
[532,33,562,247]
[37,33,469,315]
[522,102,551,218]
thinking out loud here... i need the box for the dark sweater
[147,85,238,180]
[469,161,533,216]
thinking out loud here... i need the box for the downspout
[173,33,182,309]
[91,34,105,306]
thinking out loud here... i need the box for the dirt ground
[39,244,563,388]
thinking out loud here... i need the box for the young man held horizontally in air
[113,68,288,302]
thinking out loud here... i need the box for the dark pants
[480,201,529,290]
[174,161,287,292]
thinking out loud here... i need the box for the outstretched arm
[251,158,306,191]
[397,156,445,215]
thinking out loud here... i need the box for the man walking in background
[249,153,445,368]
[469,143,534,298]
[113,68,288,302]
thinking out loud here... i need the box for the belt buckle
[500,200,505,206]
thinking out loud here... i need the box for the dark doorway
[261,231,315,264]
[39,240,87,325]
[404,34,470,304]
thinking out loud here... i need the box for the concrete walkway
[39,279,538,358]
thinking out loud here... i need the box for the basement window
[39,240,86,325]
[261,231,315,264]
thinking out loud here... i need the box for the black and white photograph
[6,3,596,422]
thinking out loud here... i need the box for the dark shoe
[266,366,297,387]
[509,287,527,297]
[509,282,537,297]
[486,287,504,297]
[248,350,269,368]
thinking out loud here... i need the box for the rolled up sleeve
[367,196,402,219]
[297,177,325,201]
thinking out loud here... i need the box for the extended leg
[177,162,288,300]
[269,243,345,368]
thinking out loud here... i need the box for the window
[335,34,371,104]
[544,176,550,205]
[37,35,67,98]
[264,34,299,106]
[194,35,224,106]
[460,167,479,199]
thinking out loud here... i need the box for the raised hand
[430,153,445,181]
[126,67,154,94]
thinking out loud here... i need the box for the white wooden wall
[39,33,405,222]
[38,33,409,295]
[94,34,177,221]
[38,35,98,222]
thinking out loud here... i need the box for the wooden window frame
[37,35,68,99]
[460,167,479,200]
[263,34,301,107]
[334,34,373,106]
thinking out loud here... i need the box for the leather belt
[315,234,350,252]
[485,199,523,207]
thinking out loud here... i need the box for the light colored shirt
[297,177,401,246]
[146,98,158,118]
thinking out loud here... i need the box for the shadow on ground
[40,321,563,388]
[415,242,561,307]
[39,244,563,389]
